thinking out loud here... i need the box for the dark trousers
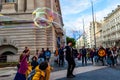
[91,57,94,64]
[46,57,50,62]
[98,57,104,66]
[59,57,64,66]
[66,59,76,76]
[14,72,26,80]
[82,55,87,65]
[111,56,115,66]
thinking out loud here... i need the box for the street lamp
[91,0,96,49]
[82,19,85,47]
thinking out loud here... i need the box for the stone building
[95,22,102,48]
[0,0,64,62]
[102,5,120,47]
[85,27,90,48]
[89,21,102,48]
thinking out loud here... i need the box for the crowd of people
[79,46,120,67]
[14,43,120,79]
[14,47,52,80]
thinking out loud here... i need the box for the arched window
[5,0,15,3]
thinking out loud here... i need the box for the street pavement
[0,60,120,80]
[55,66,120,80]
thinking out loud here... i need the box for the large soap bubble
[32,7,54,28]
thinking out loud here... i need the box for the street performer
[65,41,76,78]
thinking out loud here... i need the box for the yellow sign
[98,49,106,57]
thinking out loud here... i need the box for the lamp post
[91,0,96,49]
[83,19,85,47]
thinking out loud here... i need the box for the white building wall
[102,5,120,47]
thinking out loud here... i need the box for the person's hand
[50,67,53,71]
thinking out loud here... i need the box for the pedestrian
[112,47,118,65]
[38,50,45,64]
[35,49,40,58]
[54,47,59,64]
[81,46,87,66]
[93,48,98,64]
[45,48,51,62]
[23,46,30,61]
[14,51,30,80]
[107,48,114,66]
[98,46,106,66]
[90,48,94,64]
[41,48,46,60]
[65,41,76,78]
[73,48,78,58]
[77,53,82,60]
[25,62,32,78]
[58,46,64,66]
[32,61,53,80]
[31,56,38,70]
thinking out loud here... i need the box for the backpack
[27,69,36,80]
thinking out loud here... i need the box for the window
[5,0,15,3]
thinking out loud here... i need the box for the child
[32,61,53,80]
[14,51,30,80]
[31,56,38,70]
[25,62,32,78]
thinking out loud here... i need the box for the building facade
[85,27,91,48]
[0,0,64,62]
[76,33,87,50]
[95,22,102,48]
[76,35,84,50]
[89,21,102,48]
[102,5,120,47]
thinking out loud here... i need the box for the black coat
[81,48,87,56]
[65,46,74,60]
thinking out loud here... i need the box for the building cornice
[104,5,120,21]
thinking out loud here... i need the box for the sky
[59,0,120,39]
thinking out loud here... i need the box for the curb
[0,70,16,77]
[0,74,11,77]
[0,67,17,77]
[0,67,17,70]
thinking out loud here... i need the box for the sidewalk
[0,57,120,78]
[0,67,17,77]
[50,65,106,80]
[0,65,106,80]
[0,60,90,77]
[114,64,120,70]
[0,67,17,70]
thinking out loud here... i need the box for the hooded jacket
[32,65,52,80]
[32,66,45,80]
